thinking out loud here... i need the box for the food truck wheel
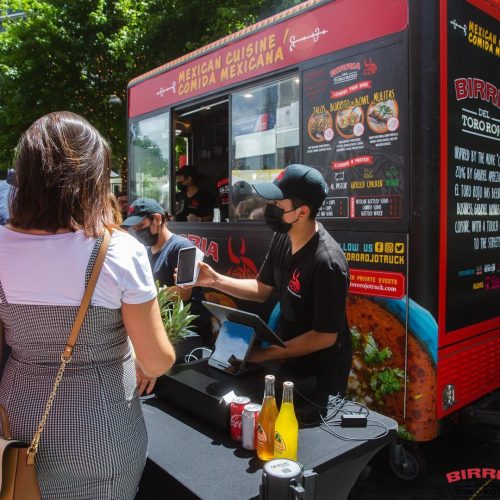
[388,442,427,480]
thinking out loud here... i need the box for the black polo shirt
[175,189,214,221]
[258,223,351,397]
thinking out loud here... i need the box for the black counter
[137,395,397,500]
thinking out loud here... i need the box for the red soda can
[230,396,250,441]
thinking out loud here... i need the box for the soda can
[242,403,261,450]
[230,396,250,441]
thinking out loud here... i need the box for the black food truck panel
[445,0,500,334]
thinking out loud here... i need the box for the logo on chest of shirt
[190,198,199,209]
[287,269,302,298]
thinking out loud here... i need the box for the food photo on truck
[126,0,500,483]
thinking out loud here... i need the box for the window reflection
[129,112,170,210]
[230,77,300,221]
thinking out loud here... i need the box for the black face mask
[264,203,299,234]
[134,226,159,247]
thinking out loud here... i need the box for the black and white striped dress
[0,237,148,499]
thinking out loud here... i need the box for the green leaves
[156,281,198,344]
[363,333,392,365]
[0,0,303,174]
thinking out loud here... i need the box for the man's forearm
[251,330,339,363]
[211,273,270,302]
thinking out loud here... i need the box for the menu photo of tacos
[367,99,399,133]
[335,106,364,139]
[307,109,334,143]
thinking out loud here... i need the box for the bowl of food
[335,106,363,138]
[367,99,399,133]
[346,294,437,441]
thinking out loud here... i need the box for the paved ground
[348,425,500,500]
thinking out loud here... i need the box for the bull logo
[363,57,378,76]
[288,269,301,294]
[227,235,258,278]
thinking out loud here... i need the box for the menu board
[446,0,500,331]
[302,42,408,226]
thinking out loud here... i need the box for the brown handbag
[0,229,111,500]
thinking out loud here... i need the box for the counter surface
[140,396,397,500]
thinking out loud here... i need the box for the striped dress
[0,238,147,499]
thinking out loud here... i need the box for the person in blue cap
[193,164,352,410]
[122,198,212,347]
[0,169,15,225]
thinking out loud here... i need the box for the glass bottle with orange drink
[273,381,298,461]
[256,375,278,461]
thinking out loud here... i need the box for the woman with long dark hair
[0,111,175,499]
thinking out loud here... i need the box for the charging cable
[292,387,389,441]
[184,347,212,363]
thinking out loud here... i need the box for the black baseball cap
[121,198,166,227]
[252,164,328,208]
[176,164,198,178]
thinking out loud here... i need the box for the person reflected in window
[175,164,214,222]
[116,190,128,220]
[232,180,266,221]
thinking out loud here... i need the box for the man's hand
[135,363,157,396]
[192,261,219,287]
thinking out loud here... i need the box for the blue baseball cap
[121,197,166,226]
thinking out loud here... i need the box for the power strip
[340,413,368,428]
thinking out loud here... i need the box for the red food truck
[127,0,500,478]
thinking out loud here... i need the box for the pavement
[348,425,500,500]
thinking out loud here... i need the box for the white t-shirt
[0,227,157,309]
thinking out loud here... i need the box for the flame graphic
[227,235,258,278]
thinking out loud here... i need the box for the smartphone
[176,246,204,285]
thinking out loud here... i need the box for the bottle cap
[265,374,275,382]
[283,381,294,389]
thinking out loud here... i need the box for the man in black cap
[194,164,352,409]
[122,198,212,346]
[175,165,215,222]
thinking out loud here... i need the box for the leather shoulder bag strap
[27,228,111,464]
[62,228,111,361]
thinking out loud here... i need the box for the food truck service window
[230,76,300,222]
[129,111,171,210]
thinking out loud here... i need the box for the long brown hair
[10,111,115,237]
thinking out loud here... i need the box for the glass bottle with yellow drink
[273,381,298,461]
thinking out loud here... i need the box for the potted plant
[156,282,202,363]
